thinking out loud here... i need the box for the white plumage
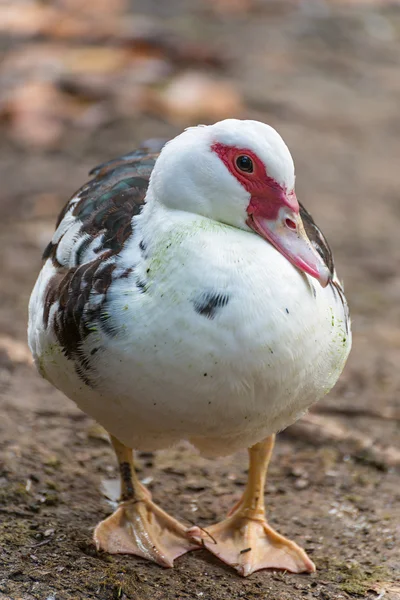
[28,119,351,575]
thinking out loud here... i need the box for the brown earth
[0,2,399,599]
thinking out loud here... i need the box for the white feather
[28,119,351,457]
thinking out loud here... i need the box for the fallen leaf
[1,44,65,81]
[30,194,64,219]
[145,71,243,123]
[286,413,400,468]
[0,1,132,44]
[0,1,238,143]
[44,14,111,41]
[62,47,130,75]
[0,4,56,36]
[369,582,400,600]
[3,81,65,148]
[0,336,32,365]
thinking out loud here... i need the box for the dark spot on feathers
[139,239,147,253]
[119,267,133,279]
[42,241,56,261]
[330,279,350,334]
[285,308,289,314]
[193,291,230,319]
[136,279,147,292]
[310,283,317,298]
[42,240,62,267]
[300,203,334,276]
[299,204,348,329]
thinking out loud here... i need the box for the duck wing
[38,141,165,385]
[44,141,165,269]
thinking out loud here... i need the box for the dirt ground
[1,2,400,599]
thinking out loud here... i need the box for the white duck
[28,119,351,577]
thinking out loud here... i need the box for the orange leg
[94,436,199,567]
[189,435,315,576]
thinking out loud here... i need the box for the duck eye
[236,155,254,173]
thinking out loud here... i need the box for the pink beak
[248,206,330,288]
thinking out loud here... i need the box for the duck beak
[247,207,330,288]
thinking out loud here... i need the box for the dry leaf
[2,43,129,85]
[4,81,66,149]
[44,14,110,41]
[0,336,32,365]
[0,0,127,41]
[287,413,400,468]
[62,47,130,75]
[30,194,64,219]
[369,582,400,600]
[0,0,236,143]
[0,4,56,36]
[122,30,227,70]
[1,44,66,81]
[145,72,243,124]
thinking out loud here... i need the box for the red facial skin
[211,142,330,287]
[211,142,299,220]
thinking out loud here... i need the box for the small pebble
[294,478,309,490]
[44,528,55,537]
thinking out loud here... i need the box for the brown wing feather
[41,141,166,385]
[44,141,166,267]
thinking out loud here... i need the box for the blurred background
[0,1,399,599]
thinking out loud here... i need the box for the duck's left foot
[189,513,315,577]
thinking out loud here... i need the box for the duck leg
[94,436,199,567]
[189,435,315,576]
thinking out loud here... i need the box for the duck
[28,119,351,577]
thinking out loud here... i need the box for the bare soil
[0,2,399,599]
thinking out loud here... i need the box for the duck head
[149,119,330,287]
